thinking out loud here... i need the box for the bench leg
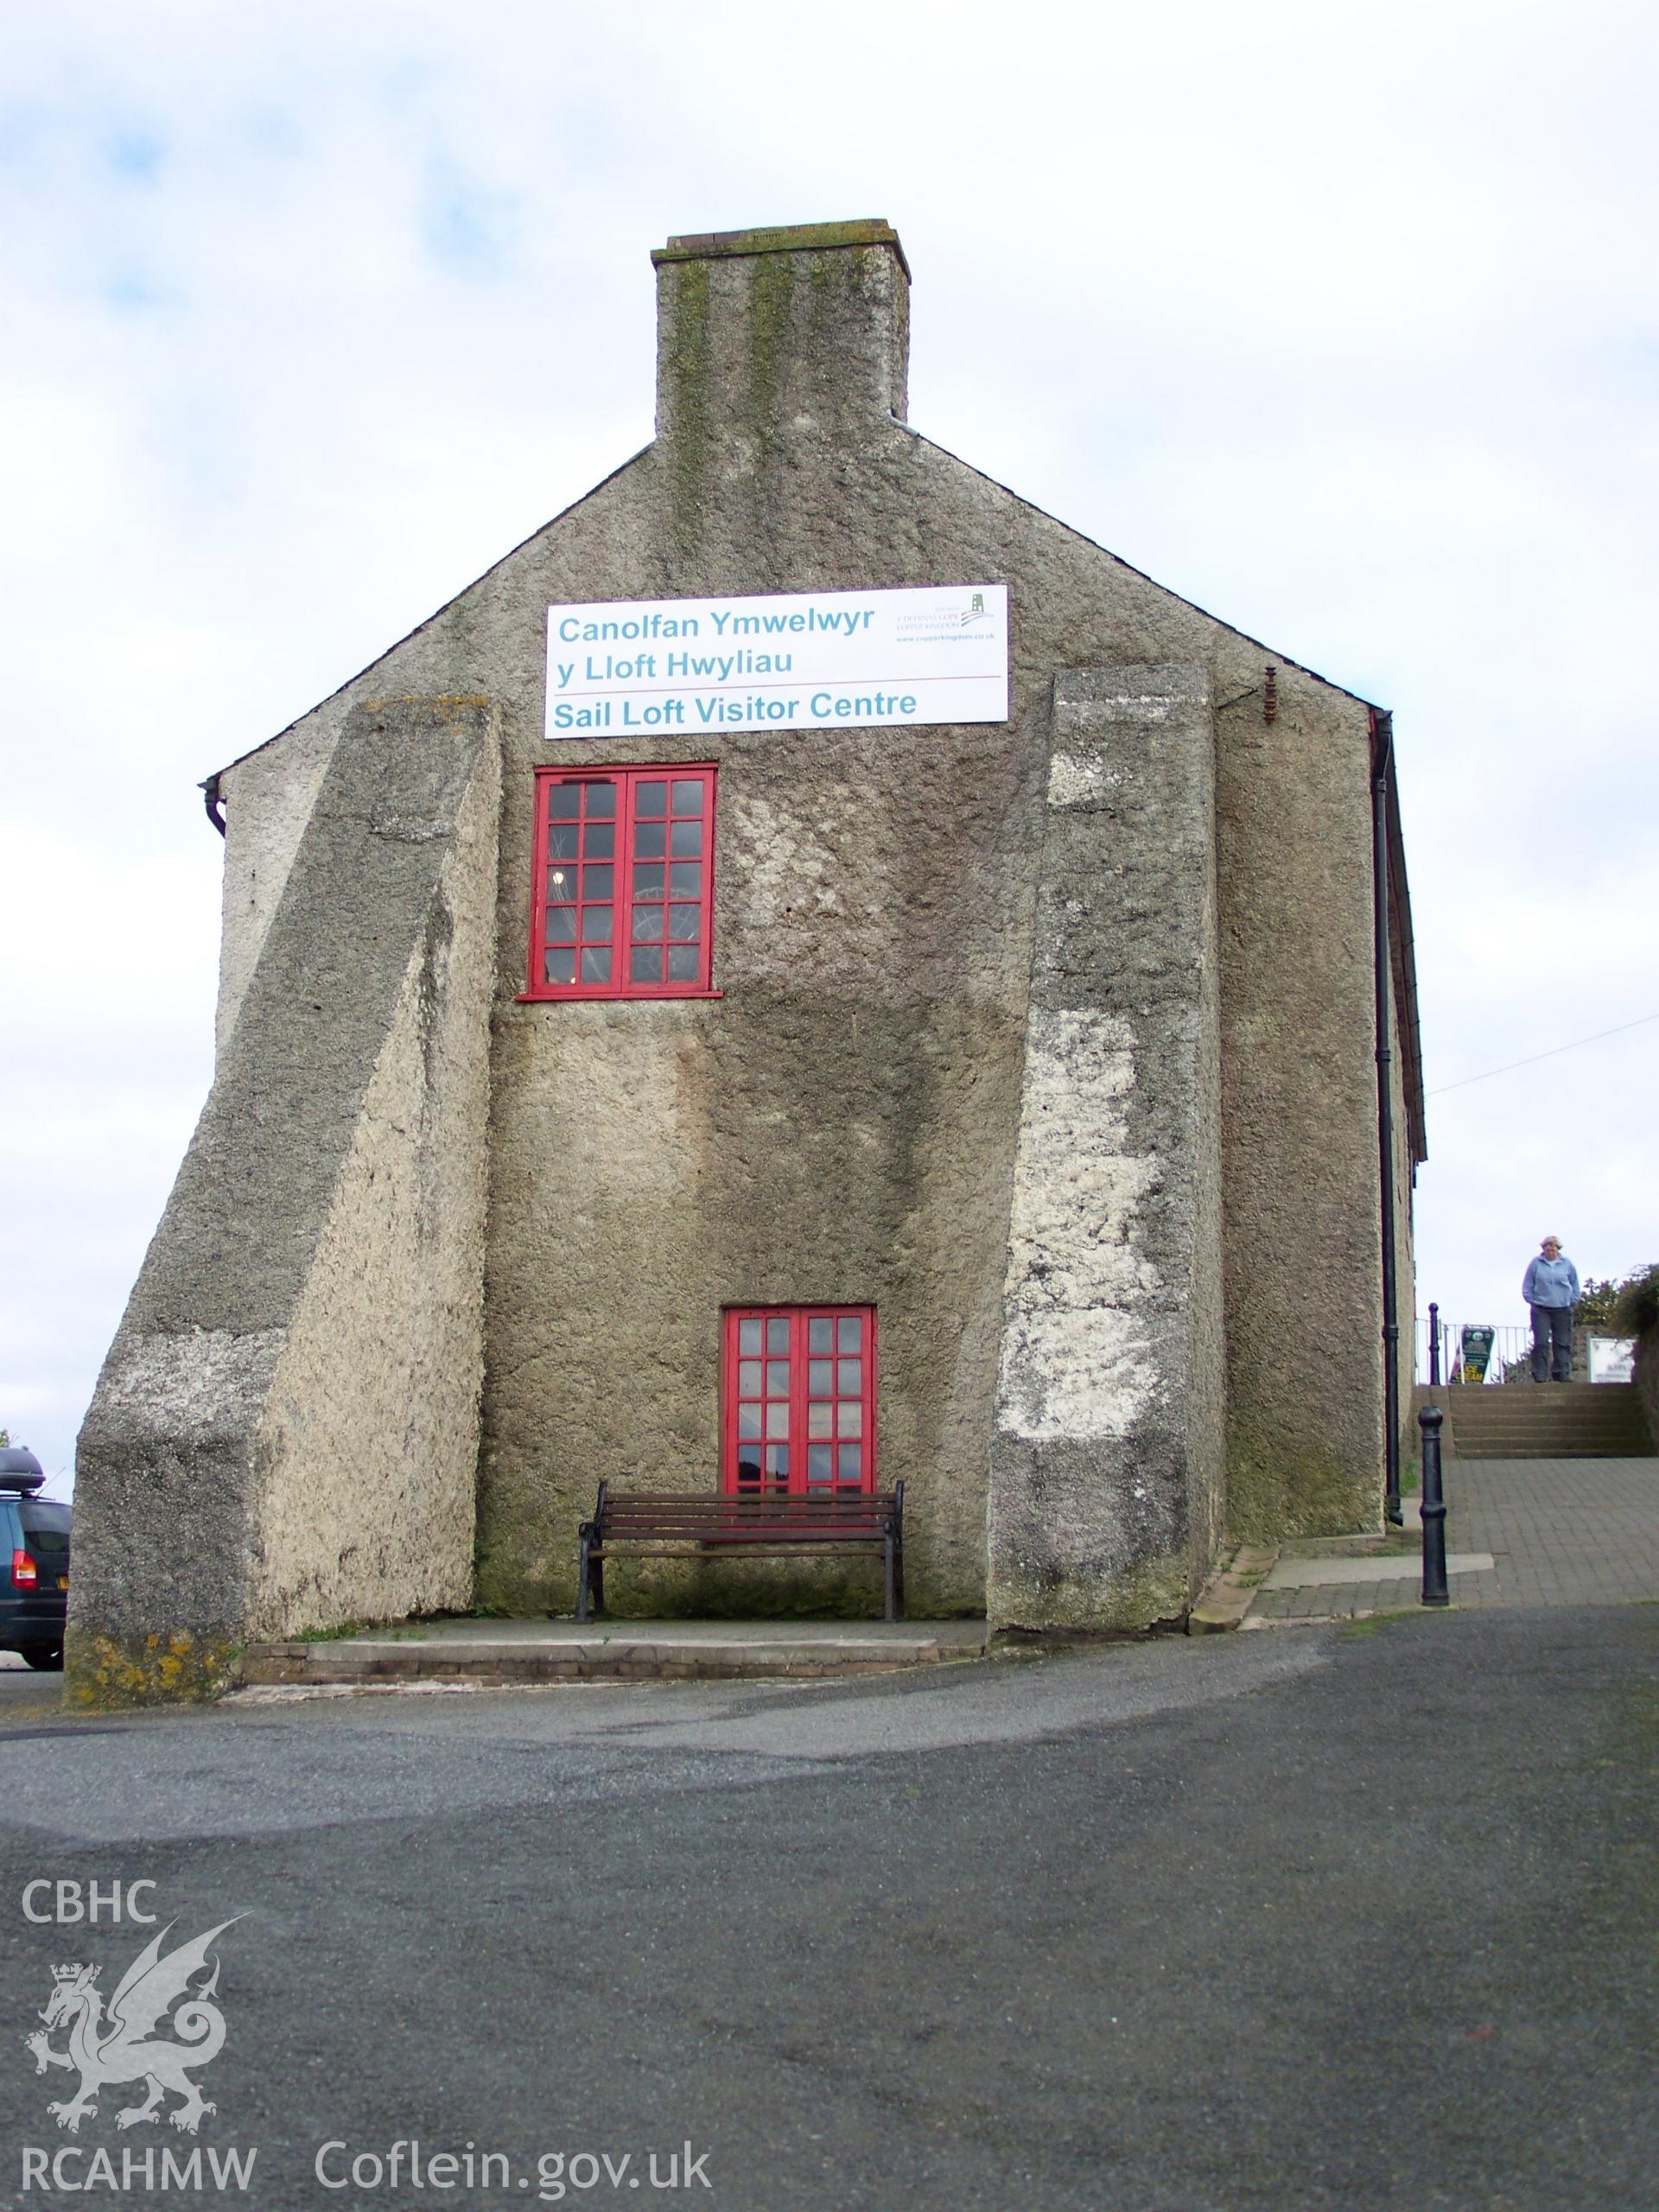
[576,1537,598,1624]
[885,1535,902,1624]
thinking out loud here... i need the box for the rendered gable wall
[77,222,1414,1694]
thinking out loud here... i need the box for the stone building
[71,219,1424,1702]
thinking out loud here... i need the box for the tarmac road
[1,1606,1654,2212]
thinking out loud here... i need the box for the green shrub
[1574,1277,1624,1330]
[1611,1263,1659,1338]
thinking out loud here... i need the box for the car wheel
[22,1646,64,1672]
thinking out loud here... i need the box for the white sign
[545,583,1008,739]
[1588,1336,1636,1383]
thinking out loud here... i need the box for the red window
[524,767,716,999]
[722,1307,877,1495]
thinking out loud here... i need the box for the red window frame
[721,1306,878,1496]
[523,766,717,1001]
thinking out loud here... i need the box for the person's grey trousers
[1529,1303,1573,1381]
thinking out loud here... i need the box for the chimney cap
[652,219,911,283]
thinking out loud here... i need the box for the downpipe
[1371,709,1403,1526]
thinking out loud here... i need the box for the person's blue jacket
[1522,1254,1580,1307]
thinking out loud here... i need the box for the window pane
[543,947,576,985]
[766,1318,791,1353]
[546,867,575,906]
[736,1455,761,1489]
[544,907,576,944]
[584,823,614,860]
[766,1360,790,1396]
[582,781,615,818]
[632,863,665,898]
[668,904,701,942]
[582,864,613,899]
[579,947,612,982]
[580,906,613,944]
[671,779,704,816]
[548,785,582,820]
[808,1318,833,1354]
[837,1358,861,1397]
[739,1319,762,1354]
[807,1402,833,1439]
[837,1444,862,1484]
[633,821,666,860]
[547,823,580,860]
[670,819,703,858]
[737,1404,761,1440]
[666,944,700,981]
[738,1360,762,1396]
[635,780,668,817]
[631,905,664,941]
[808,1445,833,1483]
[837,1401,863,1437]
[668,861,702,897]
[766,1402,789,1439]
[837,1316,863,1351]
[808,1360,833,1396]
[630,945,664,982]
[764,1444,789,1479]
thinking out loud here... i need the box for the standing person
[1522,1235,1580,1382]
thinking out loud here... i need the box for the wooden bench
[575,1482,906,1623]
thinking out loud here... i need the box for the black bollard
[1427,1300,1440,1388]
[1418,1403,1449,1606]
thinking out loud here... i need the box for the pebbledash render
[70,220,1425,1703]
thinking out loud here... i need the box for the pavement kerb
[1186,1544,1280,1633]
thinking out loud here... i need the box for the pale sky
[3,0,1656,1481]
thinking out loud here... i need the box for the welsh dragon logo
[25,1919,239,2135]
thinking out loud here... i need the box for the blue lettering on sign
[709,606,874,639]
[808,691,919,719]
[694,696,803,723]
[557,613,702,643]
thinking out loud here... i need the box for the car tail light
[10,1548,36,1589]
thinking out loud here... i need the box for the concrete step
[1450,1415,1649,1432]
[238,1617,990,1689]
[1450,1443,1650,1459]
[1444,1380,1653,1459]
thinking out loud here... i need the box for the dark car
[2,1448,70,1671]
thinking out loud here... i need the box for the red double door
[721,1306,876,1496]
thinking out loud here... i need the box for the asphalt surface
[1,1609,1654,2211]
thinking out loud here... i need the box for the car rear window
[19,1503,70,1557]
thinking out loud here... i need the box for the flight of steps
[1442,1382,1654,1459]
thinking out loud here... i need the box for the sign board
[1458,1325,1495,1383]
[1588,1336,1636,1384]
[545,584,1008,740]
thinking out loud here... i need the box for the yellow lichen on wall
[65,1630,238,1710]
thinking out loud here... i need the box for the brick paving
[1244,1453,1659,1624]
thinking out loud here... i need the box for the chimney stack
[652,219,911,461]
